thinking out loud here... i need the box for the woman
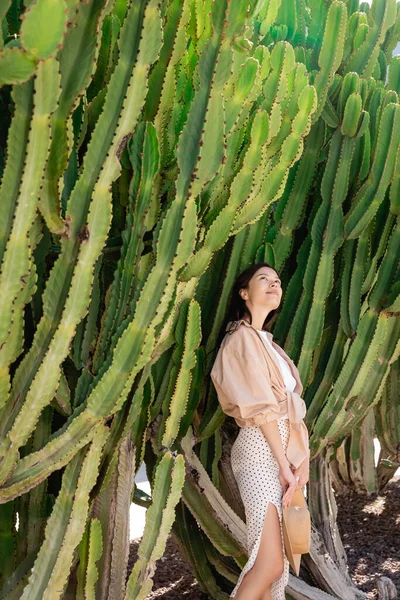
[210,263,310,600]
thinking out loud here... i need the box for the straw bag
[282,487,311,576]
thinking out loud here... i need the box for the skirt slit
[229,419,290,600]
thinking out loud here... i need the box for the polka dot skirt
[229,418,290,599]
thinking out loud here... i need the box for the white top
[257,330,297,420]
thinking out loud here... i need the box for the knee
[265,559,284,584]
[270,560,284,582]
[253,558,284,584]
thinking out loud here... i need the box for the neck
[244,310,272,331]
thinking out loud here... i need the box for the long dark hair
[215,262,281,351]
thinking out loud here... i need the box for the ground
[128,478,400,599]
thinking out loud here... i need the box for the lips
[267,291,279,296]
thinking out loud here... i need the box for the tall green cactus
[0,0,399,599]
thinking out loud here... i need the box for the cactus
[84,519,103,600]
[19,425,108,600]
[125,450,185,599]
[0,0,399,598]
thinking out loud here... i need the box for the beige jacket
[210,318,310,469]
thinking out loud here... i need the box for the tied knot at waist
[282,391,307,423]
[282,391,309,469]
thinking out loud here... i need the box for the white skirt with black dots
[229,417,290,599]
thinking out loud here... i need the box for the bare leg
[231,502,284,600]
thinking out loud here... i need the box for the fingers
[282,477,299,508]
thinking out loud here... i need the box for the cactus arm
[375,358,400,467]
[40,0,109,233]
[348,229,369,331]
[344,103,400,239]
[0,59,59,317]
[107,436,136,600]
[179,427,246,557]
[305,323,348,429]
[93,123,160,369]
[88,13,121,101]
[18,450,85,599]
[0,0,163,484]
[343,0,397,78]
[348,411,377,493]
[155,362,179,448]
[339,239,356,338]
[0,553,36,599]
[0,413,97,502]
[85,519,103,600]
[181,466,245,557]
[0,82,33,261]
[368,217,400,311]
[309,301,400,456]
[0,263,37,406]
[362,213,394,294]
[25,406,52,556]
[272,230,311,350]
[99,375,149,494]
[310,311,379,453]
[162,300,201,447]
[20,0,69,60]
[0,48,36,85]
[74,258,102,370]
[52,369,72,417]
[0,58,60,407]
[272,119,324,271]
[91,470,118,600]
[312,1,347,123]
[232,84,317,233]
[124,451,185,599]
[297,121,358,383]
[204,228,248,362]
[180,109,269,281]
[143,0,186,121]
[6,0,161,423]
[152,0,191,177]
[172,503,231,600]
[331,315,400,445]
[203,533,240,584]
[224,57,259,133]
[20,426,108,600]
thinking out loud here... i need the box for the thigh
[254,502,284,576]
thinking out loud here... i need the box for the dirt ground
[128,477,400,599]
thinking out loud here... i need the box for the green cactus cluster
[0,0,399,598]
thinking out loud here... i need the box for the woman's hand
[292,458,309,490]
[278,462,298,509]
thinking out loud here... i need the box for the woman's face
[239,267,282,310]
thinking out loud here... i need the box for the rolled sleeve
[211,346,281,427]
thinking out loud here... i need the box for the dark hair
[215,262,281,351]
